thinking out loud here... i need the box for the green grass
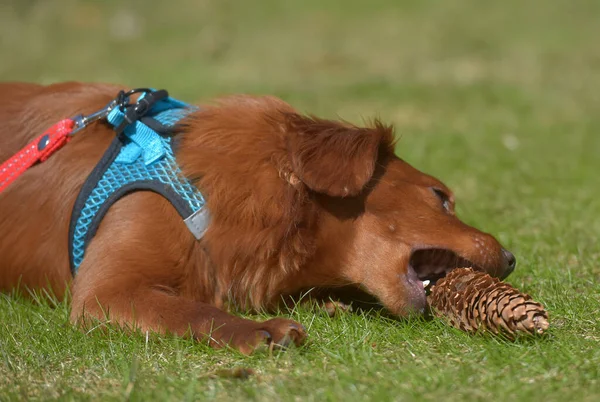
[1,0,600,400]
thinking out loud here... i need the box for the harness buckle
[69,88,168,136]
[114,89,169,135]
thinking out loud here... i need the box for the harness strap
[0,119,75,193]
[106,93,187,165]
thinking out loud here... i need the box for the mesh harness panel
[68,97,209,275]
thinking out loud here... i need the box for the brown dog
[0,82,515,354]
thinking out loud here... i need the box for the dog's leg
[68,193,306,354]
[71,285,305,354]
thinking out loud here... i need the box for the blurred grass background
[1,0,600,400]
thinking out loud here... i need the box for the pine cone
[428,268,549,338]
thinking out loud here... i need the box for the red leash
[0,90,161,194]
[0,119,76,193]
[0,94,124,194]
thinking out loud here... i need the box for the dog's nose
[501,248,516,278]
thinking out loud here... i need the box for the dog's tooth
[422,280,431,288]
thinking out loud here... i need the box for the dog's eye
[432,188,452,212]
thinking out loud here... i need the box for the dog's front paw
[258,317,307,348]
[229,318,306,355]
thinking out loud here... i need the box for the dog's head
[181,96,515,316]
[280,113,515,316]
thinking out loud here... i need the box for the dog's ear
[284,113,394,197]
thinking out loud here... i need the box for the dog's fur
[0,82,515,353]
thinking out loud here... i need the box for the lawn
[1,0,600,400]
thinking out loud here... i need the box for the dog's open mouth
[409,248,478,293]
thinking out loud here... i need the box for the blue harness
[68,91,210,274]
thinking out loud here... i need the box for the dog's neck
[173,98,317,310]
